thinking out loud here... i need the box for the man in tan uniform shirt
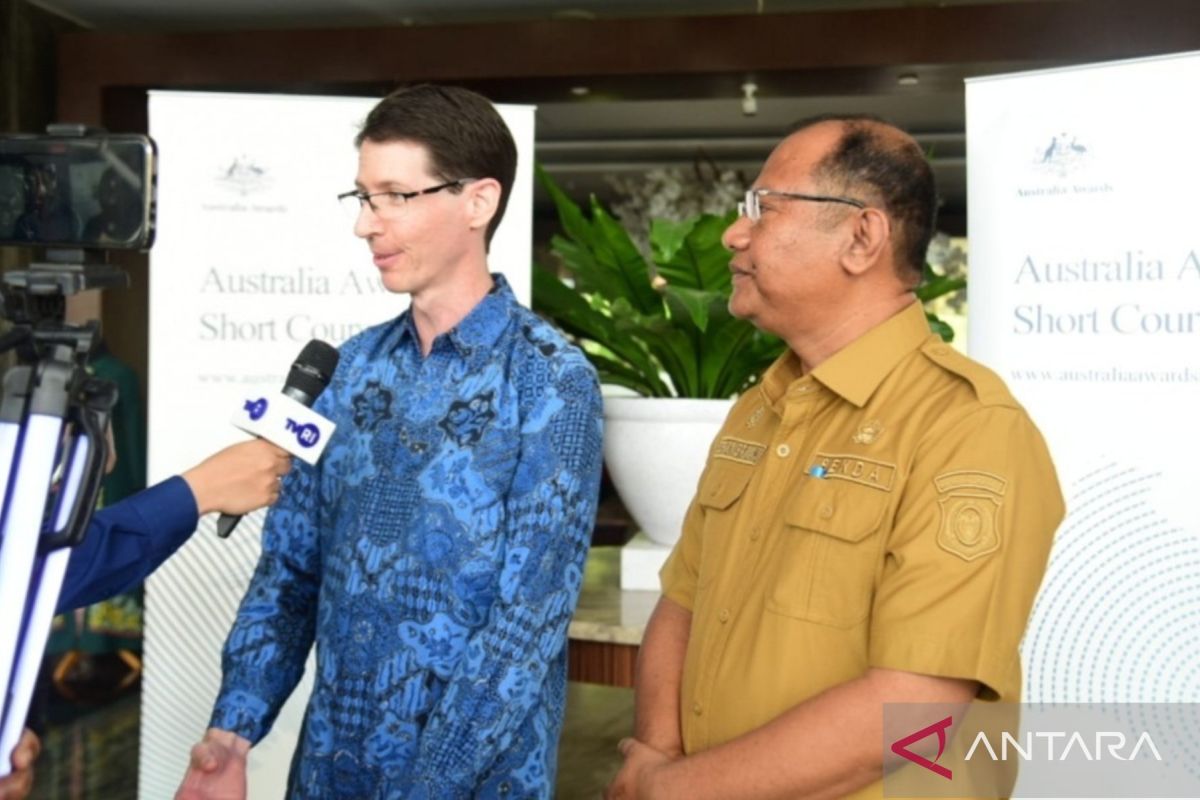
[605,116,1064,799]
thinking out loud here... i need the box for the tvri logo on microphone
[284,418,321,448]
[242,397,321,448]
[881,704,1195,797]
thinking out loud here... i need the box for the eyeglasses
[337,178,477,220]
[737,188,866,223]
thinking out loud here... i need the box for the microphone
[216,340,339,539]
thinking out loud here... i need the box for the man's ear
[841,207,891,277]
[465,178,501,233]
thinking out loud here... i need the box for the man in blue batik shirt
[177,85,604,799]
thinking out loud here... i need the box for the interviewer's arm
[58,439,290,612]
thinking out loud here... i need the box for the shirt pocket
[765,481,889,627]
[694,461,756,589]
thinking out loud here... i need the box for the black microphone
[216,339,339,539]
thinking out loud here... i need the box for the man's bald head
[786,115,937,286]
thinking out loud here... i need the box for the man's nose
[721,214,751,252]
[353,203,380,239]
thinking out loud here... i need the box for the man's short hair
[357,84,517,248]
[791,114,937,285]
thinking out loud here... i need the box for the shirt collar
[758,348,806,414]
[809,300,933,408]
[393,273,516,357]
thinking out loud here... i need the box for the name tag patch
[713,437,766,465]
[810,452,895,491]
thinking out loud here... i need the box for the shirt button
[693,702,704,716]
[819,504,834,519]
[776,444,791,458]
[718,608,730,623]
[749,527,761,542]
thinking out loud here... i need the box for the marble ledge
[568,546,659,646]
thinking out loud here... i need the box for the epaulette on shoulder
[919,339,1019,408]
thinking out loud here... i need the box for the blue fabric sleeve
[208,404,329,745]
[407,359,604,794]
[57,475,199,613]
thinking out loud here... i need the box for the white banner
[143,91,534,799]
[966,53,1200,708]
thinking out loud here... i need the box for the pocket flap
[697,463,754,511]
[784,480,889,542]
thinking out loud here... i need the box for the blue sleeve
[407,358,604,794]
[208,403,329,744]
[57,476,199,613]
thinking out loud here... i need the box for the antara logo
[892,716,954,780]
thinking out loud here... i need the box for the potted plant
[533,165,965,548]
[534,165,784,547]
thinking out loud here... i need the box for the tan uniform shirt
[660,301,1064,796]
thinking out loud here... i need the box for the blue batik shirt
[210,274,604,799]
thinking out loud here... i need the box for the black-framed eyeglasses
[337,178,477,220]
[737,188,866,223]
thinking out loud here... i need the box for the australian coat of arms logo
[1033,132,1090,178]
[216,156,273,196]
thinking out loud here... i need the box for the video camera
[0,125,156,775]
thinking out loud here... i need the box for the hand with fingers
[603,737,675,800]
[175,728,251,800]
[183,439,292,516]
[0,729,40,800]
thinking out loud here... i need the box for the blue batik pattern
[210,275,604,799]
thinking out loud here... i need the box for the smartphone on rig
[0,132,156,251]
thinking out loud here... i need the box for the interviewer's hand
[0,729,40,800]
[182,439,291,516]
[175,728,250,800]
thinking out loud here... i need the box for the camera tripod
[0,252,126,775]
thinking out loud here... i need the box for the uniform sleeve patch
[934,470,1006,561]
[934,470,1007,496]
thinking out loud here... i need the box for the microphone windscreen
[284,340,339,403]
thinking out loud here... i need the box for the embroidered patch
[852,418,885,445]
[713,437,766,465]
[810,452,896,491]
[934,470,1007,496]
[934,471,1006,561]
[937,494,1001,561]
[745,405,766,429]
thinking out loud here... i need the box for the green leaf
[532,267,671,395]
[589,199,660,315]
[616,306,700,397]
[915,274,966,303]
[649,218,696,265]
[655,212,735,292]
[537,164,596,252]
[925,311,955,343]
[703,314,784,398]
[585,351,665,397]
[661,286,721,333]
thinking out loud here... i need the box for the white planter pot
[603,396,735,547]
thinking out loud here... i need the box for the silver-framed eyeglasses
[737,188,866,223]
[337,178,477,220]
